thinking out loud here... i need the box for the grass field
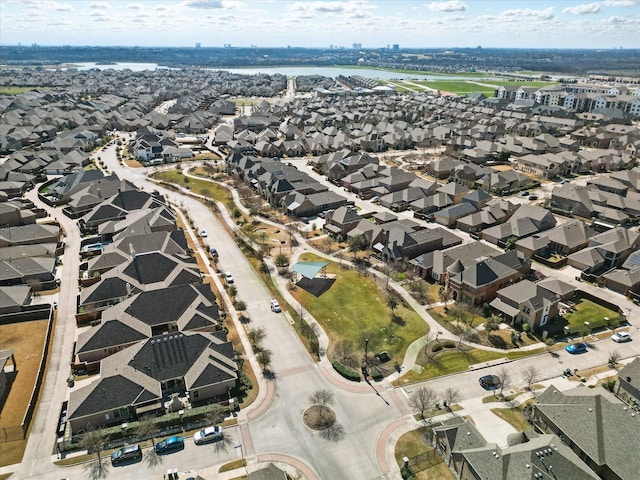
[152,170,235,211]
[394,428,454,480]
[0,86,35,95]
[490,399,535,432]
[0,319,50,466]
[563,296,621,332]
[400,347,539,384]
[289,253,429,363]
[408,80,496,95]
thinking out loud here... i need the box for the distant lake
[74,62,166,71]
[72,62,486,80]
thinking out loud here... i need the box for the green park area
[289,253,429,367]
[406,79,556,95]
[0,86,35,95]
[152,169,234,211]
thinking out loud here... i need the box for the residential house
[323,206,362,238]
[515,220,594,257]
[616,357,640,406]
[68,330,237,435]
[532,385,640,480]
[433,417,599,480]
[447,249,531,306]
[490,279,560,330]
[78,251,201,316]
[482,204,556,246]
[567,227,640,273]
[75,282,221,364]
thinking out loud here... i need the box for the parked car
[155,436,184,455]
[194,426,223,445]
[520,191,529,196]
[224,272,234,284]
[565,342,587,354]
[111,444,142,465]
[611,331,631,343]
[528,195,538,201]
[209,247,218,258]
[479,374,501,390]
[270,299,281,312]
[369,196,380,204]
[200,229,207,237]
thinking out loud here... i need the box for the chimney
[129,242,135,260]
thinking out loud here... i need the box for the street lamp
[582,321,590,341]
[364,338,369,364]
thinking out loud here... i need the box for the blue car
[155,436,184,455]
[565,342,587,354]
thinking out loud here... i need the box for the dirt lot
[0,319,49,465]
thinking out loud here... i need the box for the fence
[20,306,55,438]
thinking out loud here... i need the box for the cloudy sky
[1,0,639,49]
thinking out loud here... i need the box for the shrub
[432,343,443,352]
[331,360,361,382]
[442,341,456,348]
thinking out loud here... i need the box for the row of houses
[34,173,240,436]
[496,84,640,117]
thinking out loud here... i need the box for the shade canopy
[290,261,329,279]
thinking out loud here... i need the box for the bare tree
[256,349,272,373]
[309,389,335,426]
[334,339,356,367]
[135,415,158,446]
[275,253,290,274]
[521,365,539,391]
[442,387,460,410]
[422,331,436,357]
[457,325,475,350]
[408,386,437,419]
[247,327,267,349]
[608,350,620,366]
[496,367,511,397]
[205,403,226,426]
[80,424,108,479]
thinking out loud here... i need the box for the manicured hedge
[332,360,361,382]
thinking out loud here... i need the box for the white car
[270,300,281,312]
[200,229,207,237]
[224,272,234,284]
[193,426,223,445]
[611,331,631,343]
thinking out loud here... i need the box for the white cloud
[443,14,465,21]
[89,2,110,9]
[562,3,601,14]
[288,0,376,17]
[603,0,640,6]
[427,1,466,12]
[500,7,554,20]
[127,3,143,9]
[183,0,225,9]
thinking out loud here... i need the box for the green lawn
[0,86,35,95]
[290,253,429,362]
[337,65,491,79]
[490,407,531,432]
[401,347,540,384]
[408,80,496,95]
[394,428,454,480]
[152,170,235,211]
[562,296,622,333]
